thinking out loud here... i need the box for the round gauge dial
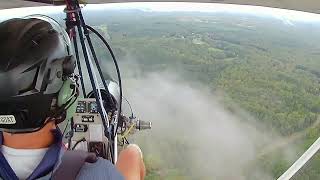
[89,102,98,113]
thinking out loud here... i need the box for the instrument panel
[72,98,107,151]
[76,100,99,114]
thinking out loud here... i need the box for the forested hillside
[88,10,320,179]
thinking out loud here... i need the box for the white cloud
[1,2,320,23]
[87,2,320,23]
[0,6,64,21]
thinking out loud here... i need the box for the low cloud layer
[122,71,282,179]
[82,49,300,178]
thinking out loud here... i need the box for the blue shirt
[0,130,124,180]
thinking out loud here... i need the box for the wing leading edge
[0,0,319,14]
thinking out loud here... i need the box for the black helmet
[0,17,76,133]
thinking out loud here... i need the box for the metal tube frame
[64,0,118,163]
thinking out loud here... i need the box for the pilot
[0,17,145,180]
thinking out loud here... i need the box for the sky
[1,2,320,23]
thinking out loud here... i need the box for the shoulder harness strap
[52,150,97,180]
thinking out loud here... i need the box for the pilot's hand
[116,144,146,180]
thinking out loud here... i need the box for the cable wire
[86,25,123,137]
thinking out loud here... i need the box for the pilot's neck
[2,121,56,149]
